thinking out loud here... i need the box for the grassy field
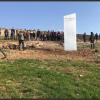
[0,59,99,99]
[0,40,100,99]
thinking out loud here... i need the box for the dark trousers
[19,40,24,50]
[90,43,95,49]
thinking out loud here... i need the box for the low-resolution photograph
[0,1,99,99]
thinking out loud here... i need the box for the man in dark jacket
[95,33,98,41]
[4,29,9,40]
[37,29,41,40]
[11,28,15,40]
[89,32,95,49]
[18,31,25,50]
[83,32,86,42]
[99,34,100,40]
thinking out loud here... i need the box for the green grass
[0,59,99,99]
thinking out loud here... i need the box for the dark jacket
[18,32,24,41]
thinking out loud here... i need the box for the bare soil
[0,40,99,65]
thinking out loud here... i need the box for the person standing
[89,32,95,49]
[83,32,86,42]
[37,29,41,40]
[11,28,15,40]
[0,29,1,40]
[99,34,100,40]
[4,29,9,40]
[18,31,25,50]
[95,33,98,41]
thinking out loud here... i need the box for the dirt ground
[0,40,100,65]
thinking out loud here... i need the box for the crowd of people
[18,30,100,50]
[0,28,100,50]
[2,28,64,42]
[0,28,99,59]
[83,32,100,49]
[0,28,64,50]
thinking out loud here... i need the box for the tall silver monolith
[64,13,77,51]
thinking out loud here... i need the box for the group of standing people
[2,28,64,42]
[20,29,64,42]
[0,28,64,50]
[1,28,100,51]
[16,29,64,50]
[4,28,16,40]
[83,32,100,49]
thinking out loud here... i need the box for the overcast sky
[0,2,100,34]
